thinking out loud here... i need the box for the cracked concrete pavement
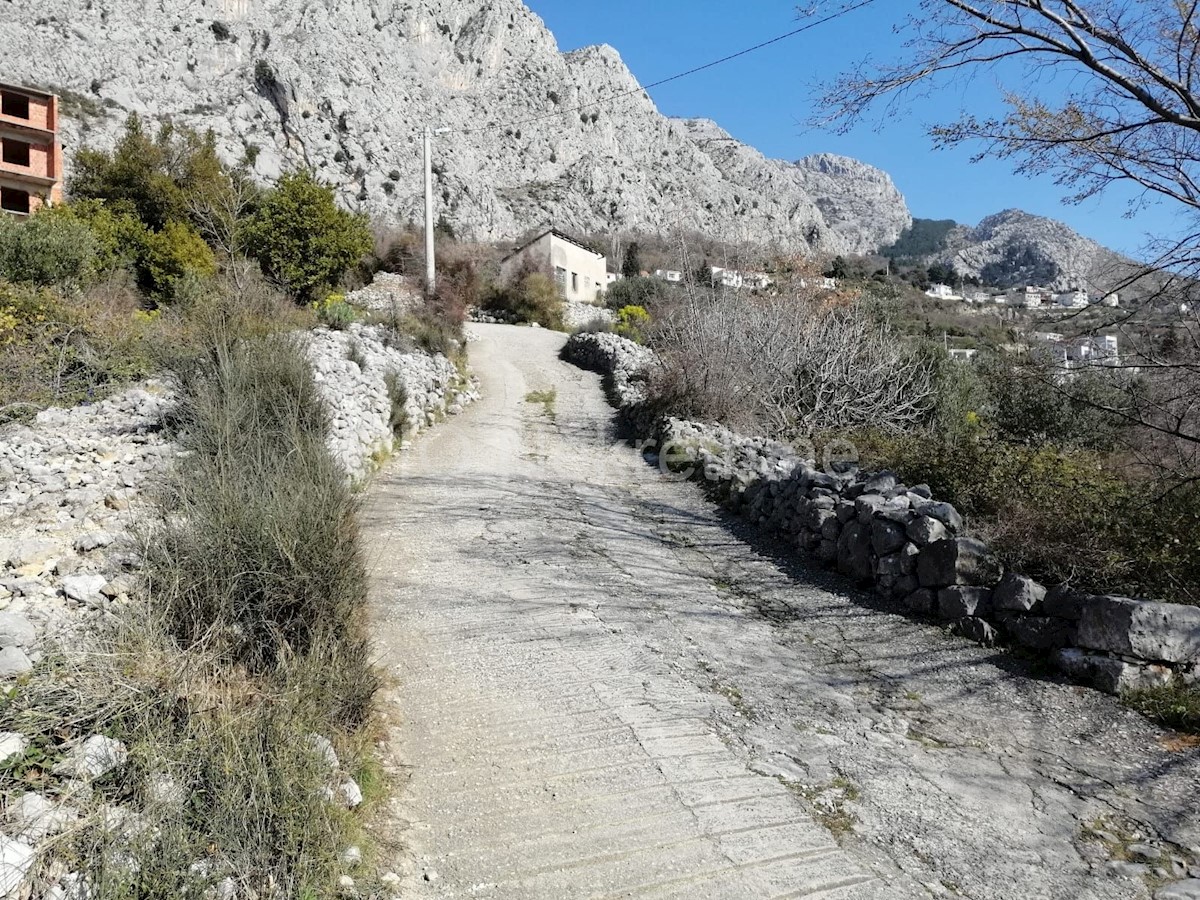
[362,323,1199,899]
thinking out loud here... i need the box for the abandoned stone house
[0,82,63,218]
[500,229,608,304]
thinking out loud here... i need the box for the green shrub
[851,429,1200,604]
[485,270,564,330]
[44,199,149,275]
[0,278,160,421]
[0,211,98,286]
[606,275,671,311]
[71,114,233,232]
[139,220,218,299]
[311,292,356,329]
[246,170,373,302]
[615,304,650,343]
[974,352,1127,451]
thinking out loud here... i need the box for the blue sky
[523,0,1183,258]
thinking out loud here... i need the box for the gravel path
[362,324,1199,900]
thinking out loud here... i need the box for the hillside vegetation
[619,273,1200,607]
[881,218,957,260]
[0,117,468,896]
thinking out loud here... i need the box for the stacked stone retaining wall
[563,331,1200,697]
[305,323,478,483]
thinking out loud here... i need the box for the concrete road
[362,324,1198,900]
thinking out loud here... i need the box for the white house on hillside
[708,266,774,291]
[654,269,684,283]
[1055,289,1090,309]
[925,283,962,301]
[500,229,607,303]
[1006,286,1054,308]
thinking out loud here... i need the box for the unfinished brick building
[0,82,63,218]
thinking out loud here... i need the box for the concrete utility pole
[423,126,450,294]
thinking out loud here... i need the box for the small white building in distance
[1006,286,1054,308]
[1055,289,1090,309]
[500,228,608,303]
[606,272,623,287]
[925,283,962,301]
[709,266,743,289]
[654,269,684,283]
[1102,293,1120,308]
[708,266,774,291]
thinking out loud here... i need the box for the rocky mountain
[927,209,1139,292]
[0,0,911,255]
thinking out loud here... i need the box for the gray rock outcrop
[934,209,1137,291]
[0,0,911,254]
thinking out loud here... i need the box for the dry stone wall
[304,323,478,483]
[563,331,1200,697]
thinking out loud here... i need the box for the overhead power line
[455,0,876,136]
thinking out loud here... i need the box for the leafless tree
[820,0,1200,461]
[189,170,259,291]
[650,283,936,440]
[821,2,1200,222]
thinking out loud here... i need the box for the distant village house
[1054,289,1090,309]
[500,228,608,304]
[707,266,774,291]
[1004,286,1054,308]
[925,283,962,301]
[0,82,62,217]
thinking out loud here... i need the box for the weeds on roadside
[384,372,409,440]
[1,291,380,898]
[1123,681,1200,735]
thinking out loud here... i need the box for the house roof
[502,228,604,263]
[0,82,56,102]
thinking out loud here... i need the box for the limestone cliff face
[0,0,911,253]
[792,152,913,257]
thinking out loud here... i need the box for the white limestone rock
[0,833,35,897]
[9,791,79,842]
[0,733,28,765]
[0,614,35,650]
[52,735,128,781]
[0,648,33,679]
[0,0,913,254]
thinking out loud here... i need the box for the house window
[571,272,578,294]
[2,139,30,167]
[0,187,31,215]
[554,266,567,291]
[1,92,30,120]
